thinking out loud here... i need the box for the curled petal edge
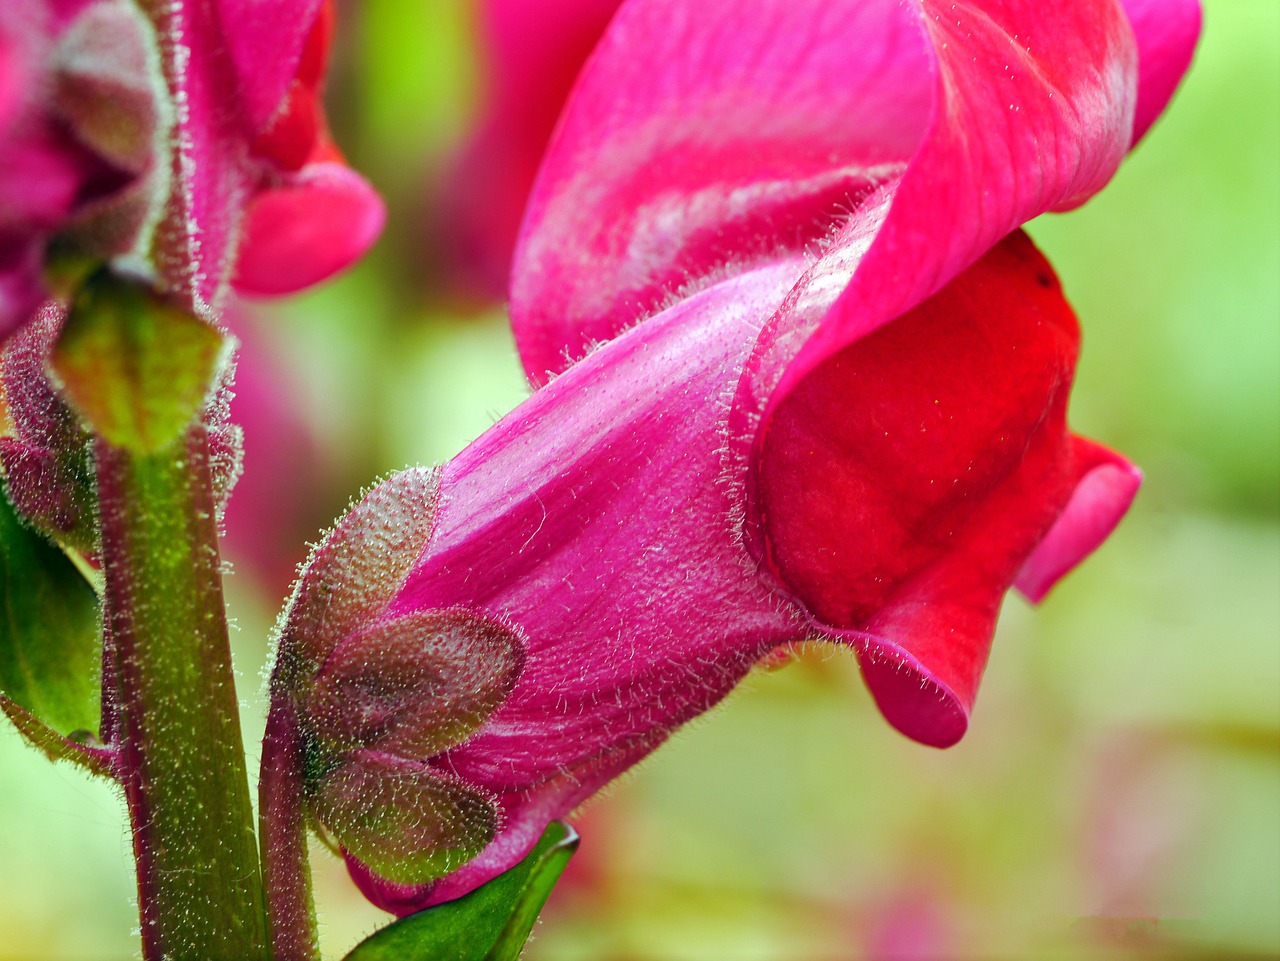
[1119,0,1203,146]
[1015,441,1142,603]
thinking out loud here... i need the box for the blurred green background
[1,1,1276,958]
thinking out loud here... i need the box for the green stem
[97,425,268,961]
[260,698,321,961]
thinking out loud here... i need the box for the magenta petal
[142,1,259,310]
[348,261,812,912]
[511,0,935,384]
[1015,440,1142,603]
[856,648,969,750]
[215,0,325,132]
[1118,0,1203,145]
[233,163,385,296]
[743,2,1138,438]
[0,7,104,336]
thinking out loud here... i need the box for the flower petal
[1118,0,1203,145]
[756,231,1090,746]
[511,0,934,384]
[353,261,811,913]
[233,162,385,296]
[215,0,326,133]
[1015,439,1142,602]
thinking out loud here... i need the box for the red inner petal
[295,0,335,93]
[760,230,1079,625]
[757,230,1087,743]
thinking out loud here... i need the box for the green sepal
[52,268,223,453]
[0,488,104,757]
[312,752,498,887]
[342,821,579,961]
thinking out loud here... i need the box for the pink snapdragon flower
[272,0,1200,914]
[0,0,382,339]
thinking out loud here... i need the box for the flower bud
[0,304,95,552]
[52,268,224,453]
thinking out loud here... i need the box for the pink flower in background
[231,0,385,297]
[433,0,621,299]
[151,0,383,307]
[0,0,149,338]
[0,0,383,341]
[219,312,334,594]
[270,0,1200,916]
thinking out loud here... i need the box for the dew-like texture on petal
[233,162,386,296]
[1118,0,1202,145]
[436,0,620,298]
[511,0,933,384]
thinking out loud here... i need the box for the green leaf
[0,488,102,741]
[52,268,223,453]
[342,821,579,961]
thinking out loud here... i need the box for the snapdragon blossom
[272,0,1200,916]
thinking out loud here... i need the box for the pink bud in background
[0,0,385,345]
[232,0,386,297]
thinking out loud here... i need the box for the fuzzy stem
[97,425,268,961]
[260,697,321,961]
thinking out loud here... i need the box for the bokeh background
[1,1,1276,958]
